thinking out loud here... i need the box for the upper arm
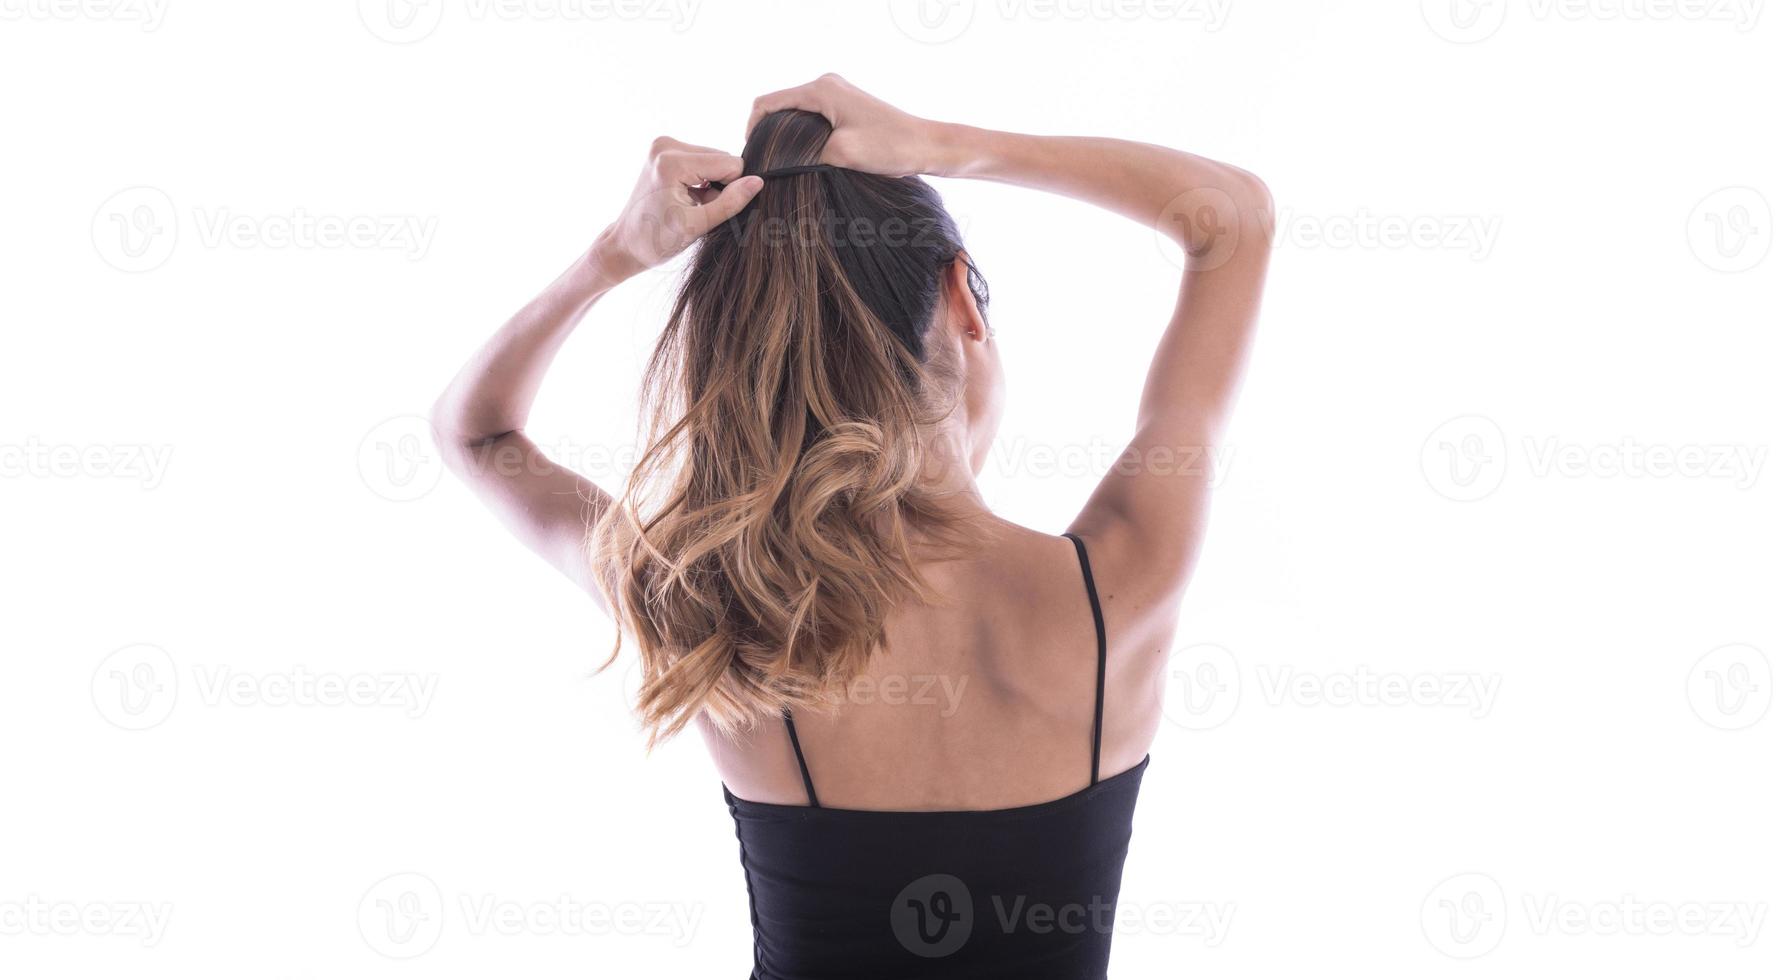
[1069,171,1273,603]
[435,429,615,608]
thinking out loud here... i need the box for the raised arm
[936,127,1273,602]
[431,137,764,604]
[749,75,1273,604]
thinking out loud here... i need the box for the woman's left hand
[595,136,764,278]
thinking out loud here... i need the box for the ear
[942,253,990,343]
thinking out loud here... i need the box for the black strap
[712,164,840,193]
[782,710,821,808]
[1063,533,1108,785]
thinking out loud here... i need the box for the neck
[916,420,991,516]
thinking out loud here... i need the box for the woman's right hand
[596,136,763,280]
[745,74,948,177]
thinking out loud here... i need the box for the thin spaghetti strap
[782,710,821,808]
[1063,532,1108,785]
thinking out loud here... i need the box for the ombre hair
[594,110,989,744]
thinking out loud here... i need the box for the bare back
[703,522,1168,811]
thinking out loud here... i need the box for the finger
[746,80,833,137]
[694,175,763,232]
[648,135,703,156]
[659,138,731,157]
[659,151,745,187]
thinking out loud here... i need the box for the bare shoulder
[1060,514,1192,646]
[982,518,1176,772]
[1054,518,1182,770]
[938,517,1184,641]
[905,520,1094,677]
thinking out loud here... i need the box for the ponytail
[593,110,988,744]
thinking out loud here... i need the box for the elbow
[1165,162,1274,257]
[1225,166,1274,238]
[428,394,520,478]
[427,397,468,474]
[426,393,489,472]
[427,392,458,450]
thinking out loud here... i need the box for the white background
[2,0,1779,976]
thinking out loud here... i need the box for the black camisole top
[723,533,1149,979]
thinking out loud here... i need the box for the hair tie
[709,163,839,194]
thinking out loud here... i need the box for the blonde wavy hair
[593,110,990,744]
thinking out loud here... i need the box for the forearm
[928,123,1271,251]
[431,232,633,446]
